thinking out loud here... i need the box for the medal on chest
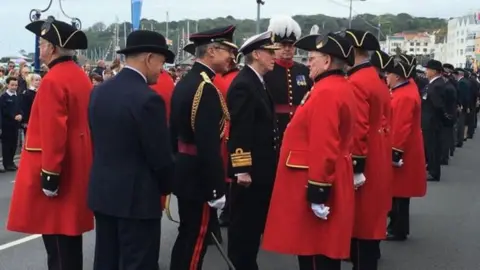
[296,75,307,86]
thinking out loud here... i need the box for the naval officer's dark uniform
[88,30,175,270]
[169,26,238,270]
[227,31,280,270]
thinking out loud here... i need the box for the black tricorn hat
[370,50,394,71]
[183,43,196,56]
[189,25,238,49]
[385,57,414,78]
[117,30,175,64]
[399,54,416,67]
[294,32,355,66]
[344,29,380,51]
[424,59,443,72]
[26,16,87,50]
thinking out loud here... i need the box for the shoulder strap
[190,72,230,138]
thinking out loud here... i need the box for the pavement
[0,138,480,270]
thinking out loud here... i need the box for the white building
[446,11,480,67]
[433,42,448,63]
[383,32,436,57]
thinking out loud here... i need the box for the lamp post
[30,0,82,73]
[348,0,366,28]
[29,0,53,74]
[256,0,265,34]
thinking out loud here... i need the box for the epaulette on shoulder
[200,71,212,83]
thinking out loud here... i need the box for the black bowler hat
[189,25,238,49]
[25,16,87,50]
[294,32,355,66]
[344,29,380,51]
[424,59,443,72]
[370,50,394,71]
[238,31,281,56]
[443,63,454,71]
[385,57,414,78]
[117,30,175,63]
[183,43,196,55]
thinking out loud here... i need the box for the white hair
[55,46,76,57]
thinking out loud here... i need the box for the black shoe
[427,174,439,182]
[5,166,17,172]
[441,159,449,165]
[385,233,407,241]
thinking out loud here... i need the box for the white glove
[353,173,366,189]
[208,195,226,209]
[392,159,404,167]
[311,203,330,220]
[42,188,58,197]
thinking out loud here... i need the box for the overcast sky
[1,0,479,55]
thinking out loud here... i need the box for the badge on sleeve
[296,75,306,86]
[422,92,427,100]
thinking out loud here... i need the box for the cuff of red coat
[306,180,332,204]
[41,169,60,176]
[392,148,404,163]
[352,155,367,174]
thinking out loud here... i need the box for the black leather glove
[41,171,60,197]
[306,180,332,204]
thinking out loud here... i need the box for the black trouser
[1,126,18,168]
[441,126,454,162]
[467,110,476,137]
[456,112,466,146]
[42,234,83,270]
[350,238,380,270]
[298,255,341,270]
[228,182,273,270]
[93,212,161,270]
[387,198,410,237]
[423,127,442,179]
[219,182,231,222]
[170,199,218,270]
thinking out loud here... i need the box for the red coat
[347,65,393,240]
[214,70,239,183]
[391,81,427,198]
[151,70,175,119]
[7,60,94,236]
[262,71,356,259]
[151,71,175,210]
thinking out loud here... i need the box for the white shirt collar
[429,75,441,84]
[247,65,264,84]
[124,66,147,83]
[6,89,16,96]
[196,61,216,75]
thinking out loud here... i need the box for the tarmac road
[0,137,480,269]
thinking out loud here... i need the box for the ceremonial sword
[164,195,236,270]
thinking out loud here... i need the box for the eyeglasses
[213,46,234,54]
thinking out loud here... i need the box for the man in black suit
[88,30,175,270]
[169,25,238,270]
[465,70,479,139]
[226,31,281,270]
[440,64,458,164]
[453,68,471,147]
[422,60,446,181]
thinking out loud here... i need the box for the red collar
[275,59,294,68]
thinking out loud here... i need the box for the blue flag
[131,0,143,31]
